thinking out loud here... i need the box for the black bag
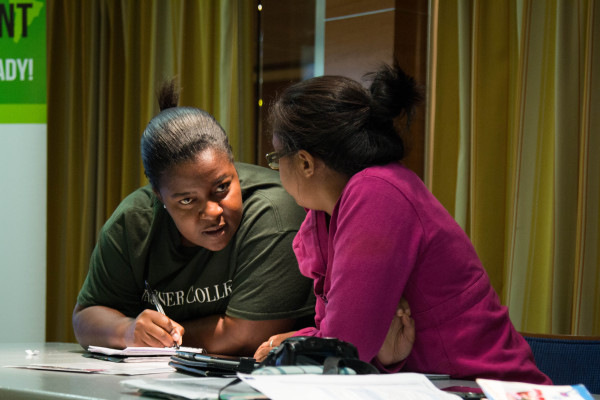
[217,337,379,399]
[260,336,379,375]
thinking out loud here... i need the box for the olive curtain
[46,0,255,342]
[428,0,599,335]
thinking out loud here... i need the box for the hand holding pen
[144,280,184,348]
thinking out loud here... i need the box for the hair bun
[157,78,180,111]
[367,64,422,121]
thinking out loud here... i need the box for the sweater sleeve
[315,175,425,363]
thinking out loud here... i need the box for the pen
[145,280,180,349]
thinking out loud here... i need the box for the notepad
[88,345,206,357]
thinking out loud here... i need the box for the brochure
[476,378,594,400]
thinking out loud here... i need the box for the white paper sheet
[237,372,462,400]
[5,360,175,375]
[121,377,266,399]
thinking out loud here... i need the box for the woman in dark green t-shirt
[73,80,314,356]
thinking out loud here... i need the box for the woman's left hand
[376,297,415,366]
[253,331,297,362]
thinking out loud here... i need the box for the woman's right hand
[124,309,184,348]
[253,331,297,362]
[376,297,415,366]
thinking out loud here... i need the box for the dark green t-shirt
[77,162,315,323]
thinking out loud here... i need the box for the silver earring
[163,204,166,209]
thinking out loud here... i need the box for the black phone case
[169,358,237,377]
[171,353,258,374]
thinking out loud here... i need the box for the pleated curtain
[427,0,599,335]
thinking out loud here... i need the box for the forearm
[72,304,132,349]
[181,315,297,356]
[371,356,407,373]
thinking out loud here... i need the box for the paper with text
[238,372,461,400]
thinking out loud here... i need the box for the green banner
[0,0,46,122]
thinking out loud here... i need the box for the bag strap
[323,356,380,375]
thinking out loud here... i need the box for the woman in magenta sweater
[253,64,550,384]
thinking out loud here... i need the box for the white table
[0,342,181,399]
[2,342,595,399]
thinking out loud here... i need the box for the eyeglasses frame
[265,151,282,170]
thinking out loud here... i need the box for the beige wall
[324,0,427,178]
[324,0,396,81]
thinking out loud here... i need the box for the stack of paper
[86,345,206,363]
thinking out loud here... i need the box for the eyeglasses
[265,151,282,170]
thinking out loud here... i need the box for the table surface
[1,342,596,399]
[0,342,177,399]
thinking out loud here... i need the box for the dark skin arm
[73,303,296,355]
[73,303,184,349]
[180,315,297,356]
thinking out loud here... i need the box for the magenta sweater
[292,163,550,383]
